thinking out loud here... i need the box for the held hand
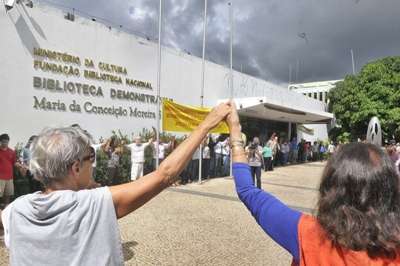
[203,102,231,130]
[226,100,241,130]
[227,100,245,163]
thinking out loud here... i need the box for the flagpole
[156,0,163,169]
[229,2,233,98]
[199,0,208,184]
[229,2,233,177]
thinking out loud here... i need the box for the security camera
[25,0,33,8]
[4,0,32,11]
[4,0,16,11]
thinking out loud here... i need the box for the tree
[328,56,400,141]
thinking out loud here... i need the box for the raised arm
[109,103,230,219]
[143,137,154,148]
[226,101,302,263]
[101,139,111,153]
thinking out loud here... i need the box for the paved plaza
[0,162,325,265]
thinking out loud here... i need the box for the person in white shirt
[202,139,211,180]
[328,141,336,158]
[152,140,172,170]
[245,137,263,188]
[189,148,201,182]
[126,136,153,181]
[91,143,103,170]
[222,137,231,176]
[213,136,224,177]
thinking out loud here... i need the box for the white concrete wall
[0,3,328,146]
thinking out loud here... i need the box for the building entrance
[240,116,297,144]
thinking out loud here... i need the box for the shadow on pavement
[122,240,138,261]
[0,229,4,248]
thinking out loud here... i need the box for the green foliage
[329,56,400,141]
[337,132,351,144]
[94,149,110,185]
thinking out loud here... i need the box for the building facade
[288,80,342,104]
[287,80,343,142]
[1,3,333,145]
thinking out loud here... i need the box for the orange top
[295,214,400,266]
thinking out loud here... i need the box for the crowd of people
[0,126,344,207]
[243,135,338,189]
[1,121,382,210]
[16,135,336,190]
[2,102,400,265]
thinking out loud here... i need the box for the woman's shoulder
[299,214,318,227]
[297,214,331,250]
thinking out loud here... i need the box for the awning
[219,97,334,124]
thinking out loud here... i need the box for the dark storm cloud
[48,0,400,85]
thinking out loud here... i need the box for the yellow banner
[162,100,229,133]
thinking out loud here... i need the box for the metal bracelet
[231,139,244,146]
[231,143,245,150]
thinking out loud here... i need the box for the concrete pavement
[0,161,325,265]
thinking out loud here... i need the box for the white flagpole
[229,3,233,98]
[199,0,208,184]
[156,0,163,169]
[229,2,233,177]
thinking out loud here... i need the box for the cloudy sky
[45,0,400,85]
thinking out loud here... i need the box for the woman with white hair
[0,102,231,266]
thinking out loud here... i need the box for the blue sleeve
[232,163,302,263]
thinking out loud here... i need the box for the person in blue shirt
[227,101,400,265]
